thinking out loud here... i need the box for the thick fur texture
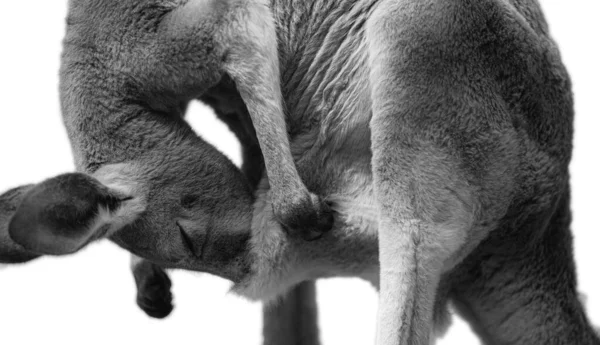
[1,0,598,344]
[0,186,40,264]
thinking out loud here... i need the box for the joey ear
[8,173,138,255]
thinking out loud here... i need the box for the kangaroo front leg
[221,10,333,240]
[211,108,322,344]
[161,0,333,240]
[131,255,174,319]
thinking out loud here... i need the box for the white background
[0,2,598,344]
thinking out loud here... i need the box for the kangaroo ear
[0,185,41,263]
[8,173,141,255]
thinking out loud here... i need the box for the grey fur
[1,0,599,344]
[262,281,321,345]
[0,186,39,264]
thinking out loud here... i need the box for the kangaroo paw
[133,260,174,319]
[273,192,334,241]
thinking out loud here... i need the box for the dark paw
[8,173,121,255]
[133,261,174,319]
[274,192,334,241]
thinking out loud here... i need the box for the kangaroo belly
[233,79,381,301]
[231,2,386,299]
[233,169,380,301]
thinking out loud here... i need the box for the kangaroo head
[98,153,256,280]
[8,145,255,281]
[7,0,259,281]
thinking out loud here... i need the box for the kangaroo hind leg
[371,147,476,345]
[366,1,517,343]
[451,190,600,345]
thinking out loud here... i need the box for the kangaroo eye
[181,195,199,209]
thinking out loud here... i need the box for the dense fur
[0,186,40,263]
[1,0,598,344]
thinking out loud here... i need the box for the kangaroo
[2,0,599,344]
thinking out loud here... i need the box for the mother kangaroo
[2,0,599,344]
